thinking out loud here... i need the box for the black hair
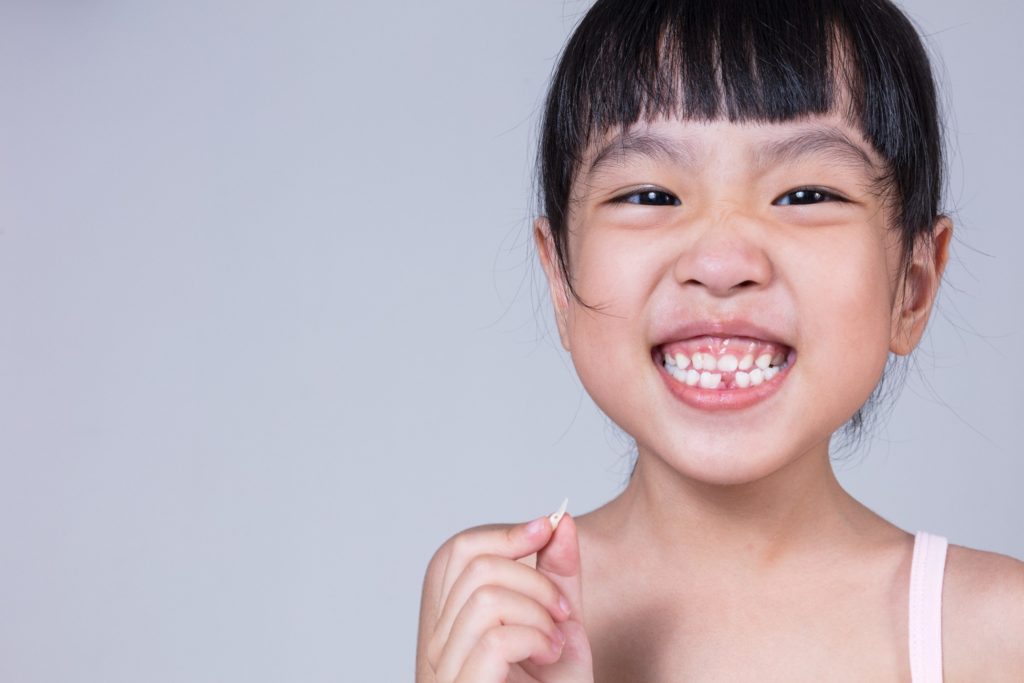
[538,0,943,290]
[535,0,947,469]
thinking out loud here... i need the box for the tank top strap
[909,530,948,683]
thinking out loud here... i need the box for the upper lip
[652,318,794,349]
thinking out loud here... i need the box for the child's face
[537,114,949,484]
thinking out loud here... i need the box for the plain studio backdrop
[0,1,1020,681]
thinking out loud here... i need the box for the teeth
[699,372,721,389]
[717,354,738,372]
[661,344,793,391]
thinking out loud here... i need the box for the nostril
[735,280,758,289]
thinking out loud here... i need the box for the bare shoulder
[943,543,1024,680]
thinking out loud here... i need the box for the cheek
[563,232,665,406]
[794,234,894,406]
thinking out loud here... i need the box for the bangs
[575,1,838,131]
[540,0,942,259]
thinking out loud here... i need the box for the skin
[415,114,1024,682]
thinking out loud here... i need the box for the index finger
[439,516,554,610]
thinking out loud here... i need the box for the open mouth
[655,336,795,391]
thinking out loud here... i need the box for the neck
[597,440,883,580]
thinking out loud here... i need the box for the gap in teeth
[661,337,791,390]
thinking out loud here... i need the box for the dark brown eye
[620,190,681,206]
[774,188,843,206]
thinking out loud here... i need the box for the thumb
[533,512,593,675]
[535,512,584,619]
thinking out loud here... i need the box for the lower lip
[654,353,793,412]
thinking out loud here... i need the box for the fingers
[433,585,565,682]
[452,624,563,683]
[431,553,571,657]
[438,516,555,612]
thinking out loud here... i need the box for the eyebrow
[755,127,881,178]
[583,125,881,181]
[584,129,701,180]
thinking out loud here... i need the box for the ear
[534,217,572,351]
[890,216,953,356]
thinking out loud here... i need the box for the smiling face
[537,115,950,485]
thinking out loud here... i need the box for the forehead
[582,115,885,183]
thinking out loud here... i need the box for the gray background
[0,1,1020,681]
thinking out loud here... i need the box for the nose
[671,212,773,297]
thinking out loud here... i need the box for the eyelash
[614,189,681,206]
[773,187,846,206]
[613,187,846,207]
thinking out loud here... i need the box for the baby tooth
[771,352,786,366]
[665,353,676,366]
[674,353,691,369]
[750,368,765,386]
[669,365,687,381]
[735,371,751,388]
[691,353,703,370]
[739,354,754,371]
[755,354,772,370]
[549,497,569,530]
[717,354,738,372]
[701,353,717,371]
[764,366,779,381]
[699,371,721,389]
[686,369,700,386]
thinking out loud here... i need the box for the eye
[773,187,845,206]
[616,189,681,206]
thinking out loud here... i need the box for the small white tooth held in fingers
[549,497,569,530]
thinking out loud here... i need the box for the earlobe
[534,217,572,351]
[890,216,953,355]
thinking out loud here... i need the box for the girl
[416,1,1024,680]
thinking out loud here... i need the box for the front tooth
[749,368,765,386]
[739,354,754,371]
[674,353,690,369]
[755,354,772,370]
[717,354,738,372]
[735,371,751,388]
[686,369,700,386]
[701,353,717,371]
[764,366,779,380]
[699,372,721,389]
[691,353,703,370]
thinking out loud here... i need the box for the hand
[420,510,594,683]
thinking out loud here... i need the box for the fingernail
[550,626,566,653]
[526,517,548,534]
[558,594,572,617]
[548,497,569,530]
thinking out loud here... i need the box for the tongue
[661,336,790,368]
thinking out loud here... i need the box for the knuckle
[478,626,506,655]
[468,584,502,611]
[464,554,498,580]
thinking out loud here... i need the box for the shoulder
[942,542,1024,680]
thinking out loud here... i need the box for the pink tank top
[909,531,948,682]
